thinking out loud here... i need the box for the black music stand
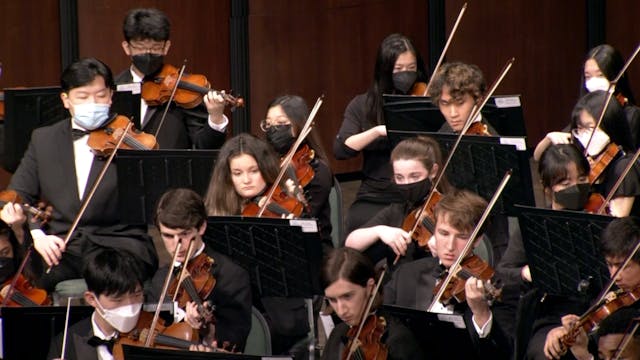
[2,86,67,172]
[116,149,218,224]
[113,82,142,128]
[204,216,323,299]
[380,304,476,359]
[514,205,613,298]
[383,93,527,140]
[1,305,94,360]
[123,344,294,359]
[387,131,533,216]
[204,216,323,359]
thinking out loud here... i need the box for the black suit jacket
[48,317,99,360]
[9,119,158,272]
[148,246,252,351]
[383,257,512,360]
[114,70,226,150]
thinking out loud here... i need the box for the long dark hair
[204,134,280,215]
[267,95,328,161]
[580,44,636,105]
[365,33,427,126]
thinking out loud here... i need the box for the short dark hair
[600,217,640,264]
[428,62,485,105]
[123,8,170,42]
[155,188,207,229]
[597,306,640,338]
[571,90,634,152]
[538,144,590,189]
[321,247,374,289]
[60,57,114,92]
[84,248,145,297]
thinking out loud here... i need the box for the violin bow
[612,317,640,360]
[45,121,134,274]
[582,42,640,157]
[144,240,183,347]
[154,61,188,138]
[59,296,73,359]
[427,170,511,312]
[344,266,387,360]
[400,58,514,255]
[257,95,324,217]
[422,2,468,95]
[596,145,640,214]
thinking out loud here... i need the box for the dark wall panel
[445,1,587,147]
[606,2,640,103]
[248,0,429,174]
[0,1,61,87]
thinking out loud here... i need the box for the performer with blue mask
[0,57,158,293]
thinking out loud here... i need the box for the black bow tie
[87,336,115,351]
[71,128,90,140]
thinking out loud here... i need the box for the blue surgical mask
[72,103,110,130]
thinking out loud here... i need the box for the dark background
[0,0,637,175]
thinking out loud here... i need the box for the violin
[409,82,428,96]
[432,254,503,305]
[87,115,158,155]
[241,185,304,218]
[342,314,388,360]
[587,142,621,184]
[168,252,217,324]
[465,121,491,136]
[0,190,52,226]
[0,274,50,307]
[561,288,640,350]
[401,190,442,249]
[291,144,315,189]
[112,310,198,360]
[141,64,244,109]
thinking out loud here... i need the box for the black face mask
[397,177,433,206]
[553,183,591,210]
[132,54,164,77]
[392,71,418,94]
[0,257,15,283]
[266,125,295,155]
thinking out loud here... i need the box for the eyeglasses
[128,42,166,55]
[259,117,291,132]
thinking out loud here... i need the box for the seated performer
[150,188,252,351]
[0,57,157,292]
[47,248,145,360]
[428,62,496,135]
[321,247,423,360]
[544,216,640,360]
[116,7,228,149]
[384,189,511,359]
[345,135,449,266]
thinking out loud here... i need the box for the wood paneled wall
[1,0,636,175]
[0,1,61,87]
[444,1,587,149]
[248,0,429,174]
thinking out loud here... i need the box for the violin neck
[177,80,208,95]
[153,333,194,350]
[181,276,207,314]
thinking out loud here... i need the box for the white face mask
[585,76,610,93]
[572,127,611,157]
[94,297,142,333]
[72,103,110,130]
